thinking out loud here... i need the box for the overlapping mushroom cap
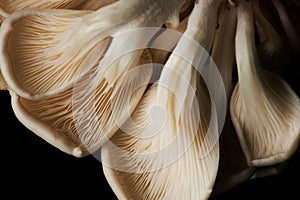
[0,0,192,156]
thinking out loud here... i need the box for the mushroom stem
[235,0,263,105]
[211,4,236,97]
[157,0,223,110]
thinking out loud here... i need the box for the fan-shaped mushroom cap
[230,0,300,167]
[102,81,219,200]
[102,0,225,199]
[0,9,94,98]
[0,0,116,89]
[10,50,152,157]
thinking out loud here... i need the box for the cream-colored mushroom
[101,0,224,199]
[230,0,300,167]
[210,4,255,195]
[0,0,190,156]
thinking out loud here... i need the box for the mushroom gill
[101,0,225,199]
[0,0,118,92]
[0,0,189,99]
[10,50,152,157]
[230,0,300,167]
[0,0,191,156]
[0,0,114,16]
[0,9,94,97]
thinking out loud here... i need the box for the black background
[0,57,299,199]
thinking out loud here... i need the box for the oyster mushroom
[101,0,225,199]
[0,0,190,156]
[210,4,255,195]
[230,0,300,167]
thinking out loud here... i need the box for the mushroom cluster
[0,0,299,199]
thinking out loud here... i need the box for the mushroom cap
[231,0,300,167]
[0,9,95,98]
[10,49,152,157]
[102,81,220,200]
[230,71,300,167]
